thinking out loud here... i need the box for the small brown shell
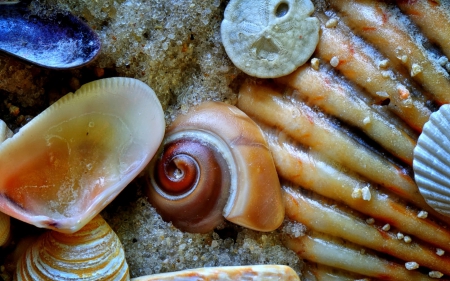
[147,101,284,233]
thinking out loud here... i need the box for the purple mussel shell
[0,3,100,69]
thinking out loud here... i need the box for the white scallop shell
[15,215,129,281]
[414,104,450,216]
[0,77,165,233]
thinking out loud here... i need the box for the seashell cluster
[131,265,300,281]
[0,77,165,233]
[146,101,284,233]
[221,0,319,78]
[414,104,450,217]
[0,2,100,69]
[15,214,129,281]
[234,0,450,279]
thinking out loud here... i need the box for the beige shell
[0,120,13,247]
[131,265,300,281]
[0,77,165,233]
[147,101,284,233]
[15,214,129,281]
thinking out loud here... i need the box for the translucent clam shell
[0,77,165,233]
[414,104,450,216]
[15,215,129,280]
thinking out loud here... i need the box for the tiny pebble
[411,63,422,77]
[362,186,371,201]
[417,210,428,219]
[404,235,412,243]
[438,56,448,66]
[352,188,362,199]
[378,59,389,69]
[311,58,320,70]
[429,271,444,278]
[401,55,408,63]
[94,67,105,78]
[325,18,338,28]
[436,248,445,256]
[382,224,390,231]
[330,56,339,67]
[405,261,419,270]
[366,218,375,225]
[397,232,404,240]
[375,91,389,98]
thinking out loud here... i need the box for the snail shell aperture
[146,101,284,233]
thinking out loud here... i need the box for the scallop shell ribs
[235,0,450,278]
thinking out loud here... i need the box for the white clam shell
[414,104,450,216]
[131,265,299,281]
[15,215,129,281]
[0,77,165,233]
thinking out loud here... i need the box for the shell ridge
[417,125,450,153]
[416,175,450,200]
[418,184,450,203]
[414,152,450,182]
[428,117,450,146]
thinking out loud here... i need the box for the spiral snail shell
[15,214,129,280]
[146,101,284,233]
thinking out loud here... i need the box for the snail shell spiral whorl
[15,215,129,281]
[147,101,284,233]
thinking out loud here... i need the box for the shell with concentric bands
[15,215,129,281]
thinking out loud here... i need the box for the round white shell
[0,77,165,233]
[221,0,320,78]
[414,104,450,216]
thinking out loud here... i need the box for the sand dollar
[221,0,320,78]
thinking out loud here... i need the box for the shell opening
[275,2,289,18]
[147,130,236,233]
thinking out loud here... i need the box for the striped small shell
[414,104,450,216]
[15,215,129,281]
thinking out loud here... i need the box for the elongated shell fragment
[0,120,12,247]
[414,104,450,216]
[147,101,284,233]
[15,215,130,281]
[131,265,299,281]
[0,77,165,233]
